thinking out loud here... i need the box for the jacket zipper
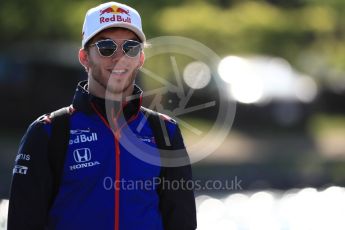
[113,122,121,230]
[91,103,122,230]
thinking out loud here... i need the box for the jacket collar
[72,80,143,123]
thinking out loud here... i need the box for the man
[8,2,197,230]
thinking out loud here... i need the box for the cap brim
[83,23,146,48]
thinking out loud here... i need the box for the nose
[111,41,131,61]
[111,46,125,61]
[109,46,129,69]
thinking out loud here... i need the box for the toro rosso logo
[100,6,130,16]
[99,5,131,24]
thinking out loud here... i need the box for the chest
[62,112,162,183]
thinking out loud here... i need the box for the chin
[106,80,129,95]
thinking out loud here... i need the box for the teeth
[112,70,126,74]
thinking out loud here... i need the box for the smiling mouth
[110,69,128,76]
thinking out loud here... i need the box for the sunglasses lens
[93,39,142,57]
[123,40,142,57]
[96,40,117,57]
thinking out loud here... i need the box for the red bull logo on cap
[99,5,131,24]
[100,5,130,16]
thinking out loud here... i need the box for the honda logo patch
[73,148,92,163]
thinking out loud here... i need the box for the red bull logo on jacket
[99,5,131,24]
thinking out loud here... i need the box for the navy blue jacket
[8,81,197,230]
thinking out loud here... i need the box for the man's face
[79,28,144,99]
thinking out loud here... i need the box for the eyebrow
[96,37,139,42]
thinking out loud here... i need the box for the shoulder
[37,106,75,124]
[27,105,75,136]
[140,107,177,125]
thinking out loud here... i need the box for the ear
[79,48,89,72]
[138,51,145,68]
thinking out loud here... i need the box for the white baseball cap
[81,2,146,48]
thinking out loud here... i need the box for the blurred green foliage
[0,0,344,77]
[309,114,345,137]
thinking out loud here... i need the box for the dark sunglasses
[88,39,143,58]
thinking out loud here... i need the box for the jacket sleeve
[158,124,197,230]
[7,120,53,230]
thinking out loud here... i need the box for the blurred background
[1,0,345,229]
